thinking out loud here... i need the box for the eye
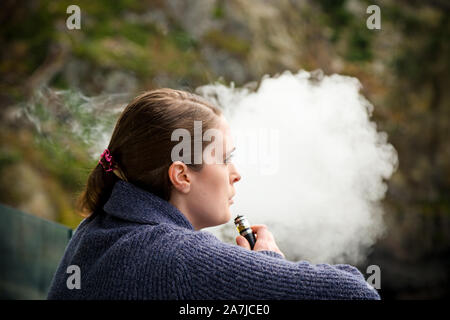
[224,154,234,164]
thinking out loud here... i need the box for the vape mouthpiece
[234,214,256,249]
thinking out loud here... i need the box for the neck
[169,193,201,230]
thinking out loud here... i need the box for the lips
[229,192,235,204]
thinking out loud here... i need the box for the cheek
[192,165,232,226]
[198,165,229,199]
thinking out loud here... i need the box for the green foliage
[0,148,22,173]
[213,1,226,19]
[317,0,353,42]
[203,30,250,57]
[346,28,373,61]
[33,136,86,192]
[171,28,198,51]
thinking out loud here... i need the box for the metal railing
[0,204,72,299]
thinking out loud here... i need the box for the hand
[236,224,285,258]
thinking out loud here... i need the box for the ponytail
[76,162,119,217]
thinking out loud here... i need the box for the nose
[230,164,241,184]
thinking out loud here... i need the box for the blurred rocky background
[0,0,449,299]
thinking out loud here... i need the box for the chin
[215,210,230,226]
[224,208,232,223]
[212,206,232,226]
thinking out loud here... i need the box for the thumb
[236,235,251,250]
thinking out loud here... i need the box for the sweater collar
[103,180,194,230]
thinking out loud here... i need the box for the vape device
[234,214,256,249]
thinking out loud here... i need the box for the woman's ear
[168,161,191,193]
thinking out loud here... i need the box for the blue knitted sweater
[47,180,380,300]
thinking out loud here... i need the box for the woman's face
[170,116,241,230]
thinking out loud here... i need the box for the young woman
[47,88,380,300]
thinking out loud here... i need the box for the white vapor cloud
[199,70,398,264]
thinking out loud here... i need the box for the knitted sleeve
[173,231,380,300]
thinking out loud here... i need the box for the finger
[250,224,268,231]
[250,224,270,239]
[236,235,251,250]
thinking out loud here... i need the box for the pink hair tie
[99,148,114,172]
